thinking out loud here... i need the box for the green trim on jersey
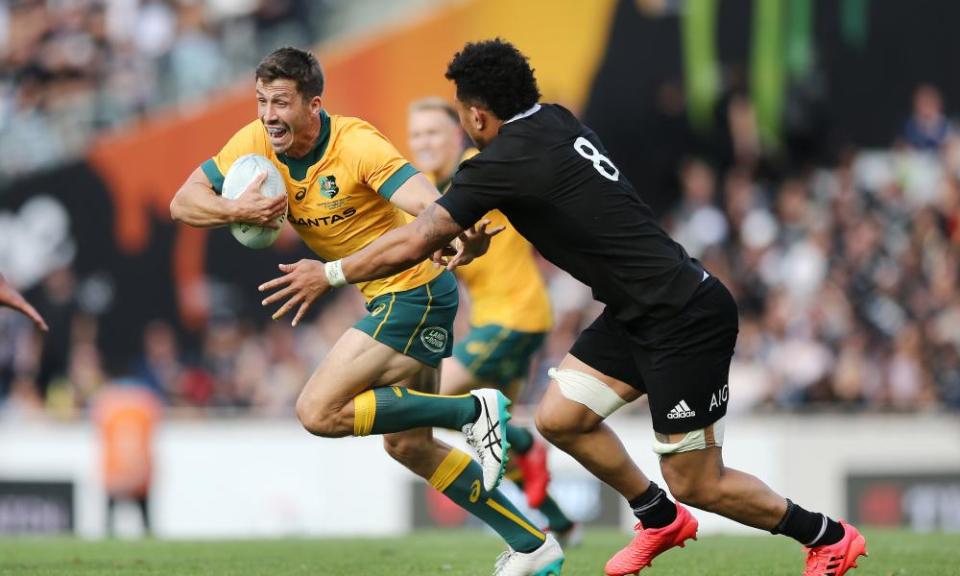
[354,271,458,367]
[202,159,225,194]
[278,109,332,180]
[378,163,419,200]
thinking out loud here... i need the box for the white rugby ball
[221,154,287,249]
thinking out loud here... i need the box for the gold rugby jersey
[202,110,442,301]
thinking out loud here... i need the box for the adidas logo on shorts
[667,399,696,420]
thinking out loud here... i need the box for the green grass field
[1,529,957,575]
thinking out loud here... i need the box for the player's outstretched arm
[388,174,503,265]
[259,203,500,326]
[0,274,48,332]
[344,202,465,282]
[259,203,463,326]
[336,203,503,280]
[170,168,285,228]
[260,203,463,322]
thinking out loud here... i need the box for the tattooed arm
[258,203,502,325]
[341,203,464,283]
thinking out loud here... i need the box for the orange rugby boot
[515,438,550,508]
[803,520,868,576]
[604,503,698,576]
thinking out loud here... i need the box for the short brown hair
[409,97,459,125]
[256,47,324,99]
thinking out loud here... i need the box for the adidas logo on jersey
[667,400,696,419]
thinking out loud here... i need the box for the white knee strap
[549,367,627,418]
[652,417,726,455]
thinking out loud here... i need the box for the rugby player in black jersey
[278,39,868,576]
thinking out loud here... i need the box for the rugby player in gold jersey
[171,47,564,576]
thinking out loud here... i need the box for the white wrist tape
[324,260,348,287]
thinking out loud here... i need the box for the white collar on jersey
[503,103,542,125]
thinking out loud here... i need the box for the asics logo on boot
[480,397,503,463]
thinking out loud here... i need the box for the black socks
[628,481,678,528]
[772,499,845,547]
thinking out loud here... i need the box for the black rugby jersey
[436,103,702,324]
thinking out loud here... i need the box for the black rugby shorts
[569,275,739,434]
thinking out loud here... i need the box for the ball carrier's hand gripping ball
[222,154,287,249]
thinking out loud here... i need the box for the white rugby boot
[493,533,565,576]
[463,388,511,491]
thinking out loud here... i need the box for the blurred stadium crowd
[2,2,960,420]
[0,0,323,181]
[666,89,960,413]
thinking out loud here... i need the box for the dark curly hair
[256,47,324,99]
[445,39,541,120]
